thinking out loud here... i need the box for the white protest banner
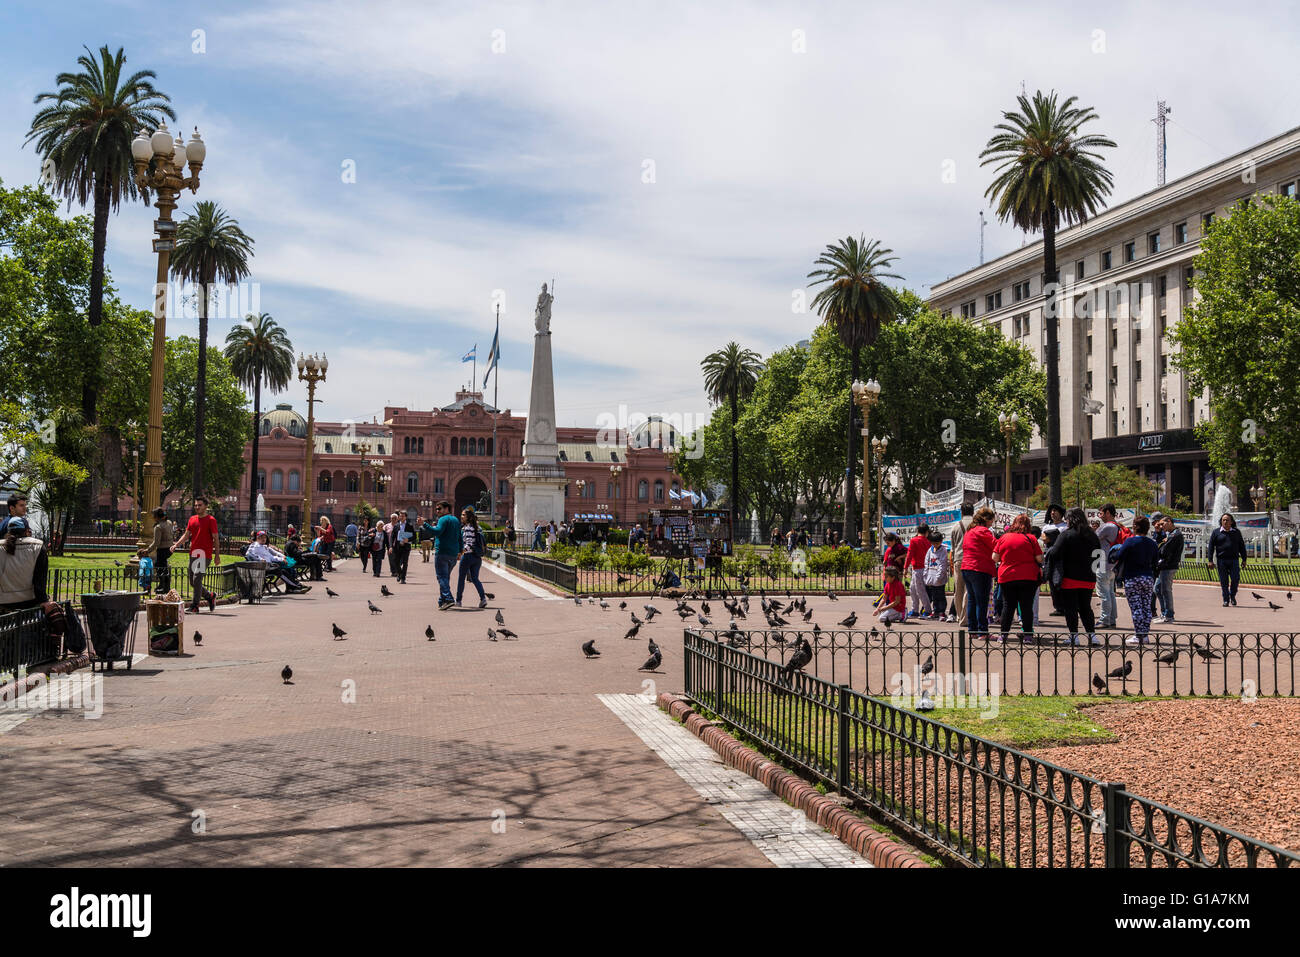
[920,485,964,511]
[955,470,985,492]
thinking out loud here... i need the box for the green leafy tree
[160,337,250,500]
[981,90,1115,509]
[25,44,174,430]
[224,312,294,520]
[1172,194,1300,503]
[700,342,763,534]
[171,201,255,497]
[807,235,903,543]
[1027,462,1158,512]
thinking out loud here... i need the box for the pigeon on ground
[838,611,858,628]
[281,665,293,684]
[326,587,339,598]
[827,589,838,601]
[425,625,436,641]
[802,608,813,622]
[1193,643,1222,661]
[599,600,610,611]
[573,596,582,606]
[488,628,498,641]
[368,600,382,615]
[114,560,123,567]
[619,601,627,610]
[617,575,630,585]
[1251,591,1264,601]
[1107,660,1133,680]
[1288,591,1294,601]
[643,604,659,619]
[1156,647,1180,665]
[587,597,596,605]
[639,644,662,671]
[1091,673,1107,692]
[331,623,347,640]
[701,601,711,616]
[625,622,642,640]
[485,592,495,600]
[916,689,936,712]
[193,631,203,646]
[1269,601,1282,612]
[630,613,643,626]
[495,609,505,626]
[497,627,518,640]
[381,584,393,597]
[697,614,711,627]
[582,639,600,658]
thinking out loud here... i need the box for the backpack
[472,528,485,558]
[1116,523,1133,543]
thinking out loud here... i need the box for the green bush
[806,545,873,576]
[609,548,654,573]
[573,543,606,569]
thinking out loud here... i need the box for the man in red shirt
[904,523,932,619]
[173,496,220,613]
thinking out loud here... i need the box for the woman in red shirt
[959,508,997,638]
[993,514,1044,642]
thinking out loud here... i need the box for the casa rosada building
[218,390,684,530]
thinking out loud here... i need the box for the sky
[2,0,1298,430]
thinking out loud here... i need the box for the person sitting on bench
[285,533,326,581]
[247,531,311,594]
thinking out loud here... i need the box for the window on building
[418,437,425,454]
[1201,211,1214,232]
[940,309,951,318]
[261,419,271,436]
[1158,275,1167,299]
[985,291,1002,311]
[1110,364,1118,385]
[257,470,266,491]
[1111,410,1119,435]
[1110,329,1117,350]
[324,442,332,454]
[433,478,444,494]
[498,480,508,497]
[1175,222,1188,245]
[403,437,410,453]
[1086,335,1093,356]
[459,437,468,455]
[960,300,977,319]
[1160,402,1168,429]
[1282,181,1298,199]
[478,438,486,456]
[638,480,649,501]
[318,473,331,492]
[271,470,284,492]
[1148,232,1161,255]
[1123,241,1136,263]
[1086,370,1093,391]
[377,444,384,454]
[346,473,358,492]
[407,472,419,493]
[450,438,458,455]
[1012,280,1031,302]
[1076,260,1085,281]
[653,480,665,502]
[1101,250,1112,271]
[1135,360,1142,381]
[288,470,300,492]
[1159,314,1167,336]
[1135,329,1142,346]
[1184,266,1194,292]
[1160,354,1169,376]
[1086,416,1093,441]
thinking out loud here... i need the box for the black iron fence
[683,630,1300,867]
[496,550,577,592]
[0,607,59,677]
[1173,561,1300,588]
[49,565,238,609]
[701,627,1300,697]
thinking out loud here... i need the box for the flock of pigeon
[1090,640,1225,693]
[572,594,665,672]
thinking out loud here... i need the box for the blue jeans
[434,553,457,604]
[1156,569,1176,619]
[1216,559,1240,602]
[962,569,993,636]
[456,553,486,604]
[1097,568,1117,626]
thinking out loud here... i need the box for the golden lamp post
[871,435,889,550]
[297,353,328,532]
[851,378,881,547]
[998,411,1020,504]
[130,121,205,552]
[609,463,623,526]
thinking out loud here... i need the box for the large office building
[928,125,1300,511]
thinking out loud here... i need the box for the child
[874,566,907,624]
[922,530,950,621]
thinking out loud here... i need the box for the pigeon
[678,610,692,621]
[1193,643,1222,661]
[587,597,596,605]
[486,593,495,600]
[331,623,347,640]
[281,665,293,684]
[827,589,838,601]
[192,631,203,646]
[1269,601,1282,612]
[113,560,123,567]
[1289,591,1294,601]
[619,601,627,610]
[368,600,382,615]
[497,627,518,640]
[1156,647,1180,665]
[701,601,711,616]
[326,587,339,598]
[643,604,659,619]
[1251,591,1264,601]
[697,614,711,627]
[780,638,813,683]
[630,613,643,626]
[915,689,936,712]
[1107,660,1133,680]
[573,596,582,606]
[487,628,498,641]
[617,575,630,585]
[639,645,663,671]
[599,600,610,611]
[838,611,858,628]
[920,653,934,678]
[625,622,642,640]
[425,625,436,641]
[381,584,393,597]
[582,639,600,658]
[495,609,505,626]
[802,608,813,622]
[1091,673,1107,692]
[812,622,821,636]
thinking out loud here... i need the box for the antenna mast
[1154,100,1172,187]
[979,211,986,265]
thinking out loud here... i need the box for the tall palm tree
[26,45,174,427]
[701,343,763,539]
[981,90,1114,507]
[172,201,254,497]
[225,313,294,522]
[808,236,902,545]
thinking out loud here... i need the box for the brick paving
[1,558,783,867]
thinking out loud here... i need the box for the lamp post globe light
[851,379,881,546]
[297,353,328,534]
[131,122,206,552]
[998,411,1021,505]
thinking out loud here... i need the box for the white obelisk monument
[512,283,568,530]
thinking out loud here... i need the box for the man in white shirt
[1095,504,1120,628]
[247,531,311,594]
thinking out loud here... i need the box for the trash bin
[81,591,141,672]
[233,561,268,605]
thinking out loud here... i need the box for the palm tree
[225,313,294,522]
[26,45,174,427]
[981,90,1114,507]
[171,201,254,497]
[807,236,902,545]
[701,343,763,539]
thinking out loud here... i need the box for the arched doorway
[454,476,489,517]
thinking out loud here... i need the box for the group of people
[348,503,488,609]
[872,502,1250,644]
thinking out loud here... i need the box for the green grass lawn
[49,550,196,571]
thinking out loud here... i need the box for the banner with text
[882,508,962,538]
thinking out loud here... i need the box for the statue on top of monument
[535,282,553,334]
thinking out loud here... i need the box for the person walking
[960,507,997,640]
[172,496,219,614]
[432,501,462,610]
[318,516,336,572]
[145,507,175,594]
[358,518,372,572]
[921,530,950,621]
[904,523,932,619]
[992,514,1043,642]
[948,503,975,625]
[1095,503,1121,628]
[1044,507,1101,645]
[344,519,358,557]
[368,519,388,578]
[1155,516,1184,623]
[1111,515,1160,643]
[0,518,48,611]
[390,512,415,583]
[1207,512,1248,607]
[456,507,488,608]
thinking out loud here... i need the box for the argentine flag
[462,345,476,363]
[482,327,500,388]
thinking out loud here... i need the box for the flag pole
[491,304,499,525]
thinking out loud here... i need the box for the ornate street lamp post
[871,435,889,552]
[609,464,623,527]
[297,353,328,533]
[851,378,881,546]
[998,411,1021,504]
[130,121,206,552]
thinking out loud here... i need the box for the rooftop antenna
[1154,100,1172,187]
[979,211,986,264]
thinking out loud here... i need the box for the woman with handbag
[1045,508,1102,645]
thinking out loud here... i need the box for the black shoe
[1230,598,1237,606]
[1223,600,1230,607]
[206,592,215,613]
